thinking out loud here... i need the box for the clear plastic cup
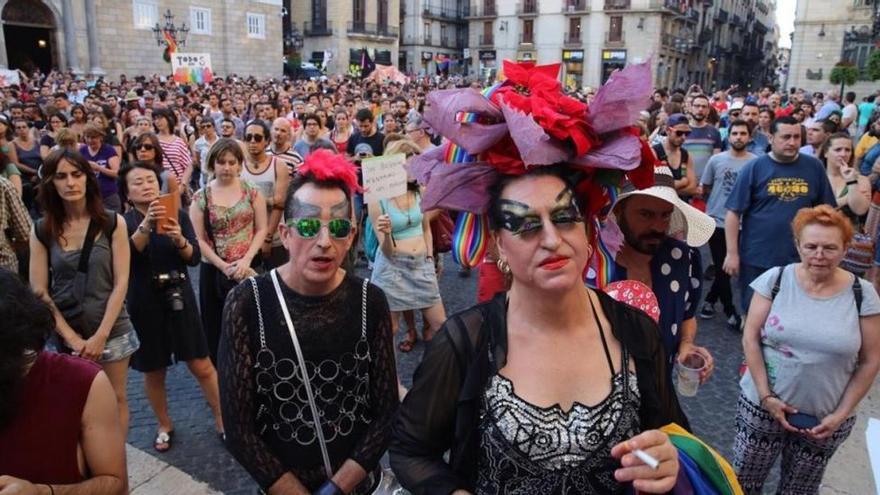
[676,352,706,397]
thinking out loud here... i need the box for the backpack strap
[652,143,668,164]
[771,265,786,301]
[852,274,863,315]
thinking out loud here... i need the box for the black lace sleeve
[349,285,399,471]
[390,318,470,495]
[218,283,288,490]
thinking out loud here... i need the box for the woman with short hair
[79,123,122,212]
[736,205,880,494]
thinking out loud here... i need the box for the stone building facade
[787,0,878,95]
[290,0,400,76]
[0,0,283,79]
[466,0,778,91]
[399,0,469,76]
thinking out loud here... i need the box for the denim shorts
[370,250,441,312]
[101,330,141,363]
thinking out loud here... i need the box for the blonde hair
[384,138,422,157]
[55,128,78,149]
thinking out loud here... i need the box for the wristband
[846,180,858,185]
[175,240,188,250]
[44,485,55,495]
[759,392,778,406]
[137,223,151,235]
[314,480,344,495]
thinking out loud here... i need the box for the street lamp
[152,9,189,49]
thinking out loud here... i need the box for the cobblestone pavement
[126,248,757,493]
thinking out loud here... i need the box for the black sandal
[154,430,174,453]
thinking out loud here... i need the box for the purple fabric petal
[407,147,498,213]
[500,102,571,166]
[587,60,653,135]
[569,134,642,171]
[599,218,624,259]
[424,88,509,154]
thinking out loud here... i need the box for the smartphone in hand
[786,412,820,430]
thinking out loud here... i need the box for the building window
[353,0,366,28]
[609,15,623,41]
[378,0,388,29]
[311,0,327,26]
[522,19,534,44]
[247,13,266,38]
[132,0,158,30]
[190,7,211,35]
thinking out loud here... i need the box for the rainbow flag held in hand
[661,423,743,495]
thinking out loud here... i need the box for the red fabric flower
[481,135,527,175]
[626,127,658,190]
[490,60,596,157]
[297,149,363,194]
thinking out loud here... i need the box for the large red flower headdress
[408,60,659,285]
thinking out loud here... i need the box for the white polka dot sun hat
[613,166,715,248]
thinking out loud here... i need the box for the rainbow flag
[163,30,178,54]
[661,423,744,495]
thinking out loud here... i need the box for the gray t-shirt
[700,151,755,227]
[740,264,880,417]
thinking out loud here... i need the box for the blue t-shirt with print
[725,153,836,268]
[612,238,702,370]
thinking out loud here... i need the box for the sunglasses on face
[287,217,352,239]
[199,123,213,128]
[244,133,265,142]
[729,112,741,117]
[673,130,691,137]
[135,143,155,151]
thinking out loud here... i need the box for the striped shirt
[267,144,304,176]
[158,136,192,180]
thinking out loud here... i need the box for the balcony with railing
[478,34,494,46]
[520,32,535,44]
[715,8,728,23]
[562,0,589,13]
[424,35,433,45]
[564,31,582,46]
[605,0,631,9]
[439,36,463,48]
[422,4,469,22]
[605,30,625,45]
[304,20,333,36]
[517,0,539,16]
[466,2,497,18]
[347,22,399,38]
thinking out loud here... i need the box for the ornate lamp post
[152,9,189,62]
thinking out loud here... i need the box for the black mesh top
[218,272,399,491]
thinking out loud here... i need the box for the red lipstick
[539,255,570,271]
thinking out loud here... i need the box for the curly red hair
[791,205,854,245]
[296,149,362,194]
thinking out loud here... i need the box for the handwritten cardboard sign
[171,53,214,84]
[361,153,407,203]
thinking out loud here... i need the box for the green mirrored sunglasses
[287,217,353,239]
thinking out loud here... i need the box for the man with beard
[293,113,334,159]
[723,116,836,315]
[219,150,398,494]
[683,94,722,181]
[724,102,768,156]
[611,166,716,383]
[698,120,756,330]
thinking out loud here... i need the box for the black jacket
[389,290,689,495]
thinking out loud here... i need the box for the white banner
[171,53,214,84]
[0,69,20,87]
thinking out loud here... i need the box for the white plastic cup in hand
[676,352,706,397]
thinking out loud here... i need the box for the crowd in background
[0,66,878,495]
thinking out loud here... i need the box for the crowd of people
[0,64,878,495]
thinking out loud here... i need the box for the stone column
[0,29,8,69]
[61,0,81,73]
[84,0,103,74]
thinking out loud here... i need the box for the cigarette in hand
[633,449,660,470]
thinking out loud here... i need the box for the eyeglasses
[199,123,213,129]
[729,112,741,117]
[287,217,352,239]
[14,125,28,130]
[244,133,265,142]
[135,143,155,151]
[673,130,691,137]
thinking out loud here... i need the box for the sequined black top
[219,273,398,491]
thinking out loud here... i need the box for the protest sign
[0,69,20,87]
[361,154,408,204]
[171,53,214,84]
